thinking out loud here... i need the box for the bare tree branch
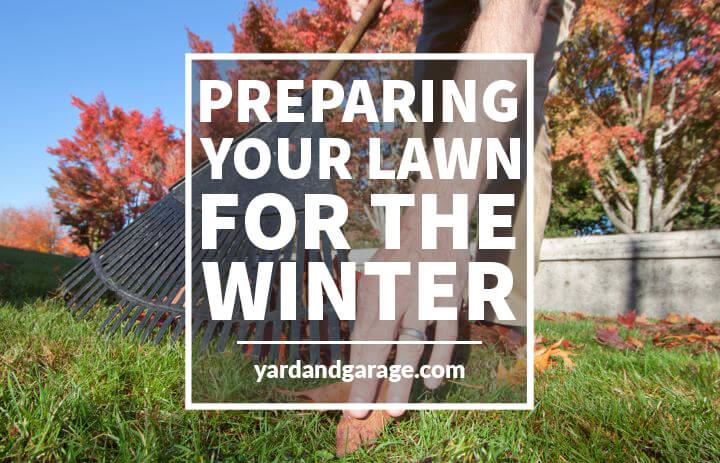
[591,181,634,233]
[661,150,704,226]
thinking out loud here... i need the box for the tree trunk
[634,159,652,232]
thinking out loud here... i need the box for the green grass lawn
[0,246,78,303]
[1,247,719,461]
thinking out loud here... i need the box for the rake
[59,0,384,365]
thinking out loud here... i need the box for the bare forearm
[405,0,547,229]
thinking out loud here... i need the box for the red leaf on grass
[595,325,638,350]
[617,310,637,329]
[693,323,717,335]
[469,323,525,354]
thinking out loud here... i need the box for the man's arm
[346,0,550,419]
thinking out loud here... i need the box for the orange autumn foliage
[0,206,88,257]
[48,94,184,251]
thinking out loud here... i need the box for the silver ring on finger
[397,327,426,341]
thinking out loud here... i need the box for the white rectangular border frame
[185,53,534,410]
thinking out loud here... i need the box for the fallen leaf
[595,326,638,350]
[533,339,575,373]
[274,381,351,403]
[492,325,526,353]
[617,310,637,329]
[662,313,683,324]
[635,314,649,324]
[569,311,588,320]
[496,358,527,386]
[627,336,645,349]
[534,347,551,372]
[683,314,704,324]
[469,323,502,345]
[551,349,575,368]
[559,339,576,349]
[651,332,720,351]
[41,345,55,366]
[469,323,525,354]
[335,381,392,457]
[538,313,556,321]
[336,410,392,457]
[691,323,717,335]
[276,381,394,457]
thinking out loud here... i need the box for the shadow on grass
[0,246,79,305]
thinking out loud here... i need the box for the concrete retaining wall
[535,230,720,321]
[348,229,720,321]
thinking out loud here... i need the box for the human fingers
[423,319,458,390]
[345,330,394,418]
[344,274,393,419]
[348,0,368,22]
[385,319,428,417]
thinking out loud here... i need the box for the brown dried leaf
[469,323,525,354]
[274,381,351,403]
[469,323,502,345]
[627,336,645,349]
[492,325,526,353]
[41,345,55,366]
[336,410,392,457]
[692,323,717,335]
[653,333,720,351]
[335,381,393,457]
[275,380,395,457]
[662,313,683,324]
[538,313,556,321]
[595,325,637,350]
[496,358,527,386]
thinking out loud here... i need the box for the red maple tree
[188,0,422,241]
[546,0,720,232]
[48,94,184,250]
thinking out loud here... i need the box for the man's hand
[347,0,393,22]
[346,214,469,419]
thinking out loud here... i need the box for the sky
[0,0,315,209]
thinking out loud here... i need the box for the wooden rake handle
[318,0,385,81]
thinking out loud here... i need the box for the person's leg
[413,0,580,325]
[483,0,580,326]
